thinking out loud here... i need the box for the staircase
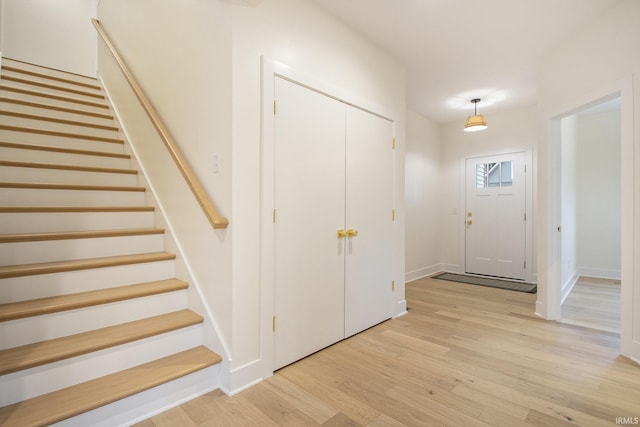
[0,58,222,426]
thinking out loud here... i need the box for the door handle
[466,220,472,225]
[337,229,348,238]
[347,229,358,237]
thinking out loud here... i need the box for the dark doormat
[432,272,537,293]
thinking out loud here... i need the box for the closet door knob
[347,229,358,237]
[337,229,348,238]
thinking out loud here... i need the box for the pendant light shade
[464,98,488,132]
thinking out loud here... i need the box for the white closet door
[273,77,346,370]
[344,106,394,337]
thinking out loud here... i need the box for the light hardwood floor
[561,276,621,333]
[136,276,640,426]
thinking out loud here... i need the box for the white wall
[231,0,406,389]
[576,108,621,278]
[405,109,441,281]
[560,115,578,296]
[96,0,234,381]
[439,105,537,280]
[536,0,639,360]
[0,0,97,76]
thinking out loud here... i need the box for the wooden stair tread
[0,160,138,175]
[0,309,203,375]
[0,346,220,427]
[0,141,130,159]
[0,75,104,99]
[0,124,124,144]
[1,65,102,90]
[0,85,109,109]
[0,279,187,322]
[0,110,119,131]
[0,182,145,192]
[0,96,114,119]
[0,251,176,279]
[0,227,164,243]
[0,205,154,213]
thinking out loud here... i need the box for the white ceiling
[311,0,622,124]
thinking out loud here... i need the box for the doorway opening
[557,97,621,334]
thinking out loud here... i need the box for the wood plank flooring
[561,276,621,333]
[136,276,640,426]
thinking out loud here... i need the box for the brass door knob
[337,229,348,238]
[347,229,358,237]
[466,220,472,225]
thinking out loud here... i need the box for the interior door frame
[539,75,638,364]
[257,57,404,383]
[458,150,535,284]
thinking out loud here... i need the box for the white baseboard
[440,263,462,274]
[405,264,441,282]
[561,272,579,305]
[577,267,621,280]
[394,299,407,318]
[405,263,462,283]
[535,300,547,319]
[225,358,267,396]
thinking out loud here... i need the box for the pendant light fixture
[464,98,488,132]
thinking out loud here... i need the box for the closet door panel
[273,77,346,369]
[344,106,394,337]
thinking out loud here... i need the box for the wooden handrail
[91,19,229,229]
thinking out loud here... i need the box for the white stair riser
[0,325,201,405]
[0,115,120,139]
[0,80,106,105]
[0,260,175,303]
[0,234,164,266]
[0,129,124,153]
[0,166,138,186]
[52,364,218,427]
[2,60,99,86]
[1,70,103,96]
[0,100,115,127]
[0,88,110,116]
[0,211,155,233]
[0,290,189,349]
[0,146,131,169]
[0,187,145,207]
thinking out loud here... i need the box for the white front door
[344,106,394,337]
[465,152,526,280]
[273,77,346,370]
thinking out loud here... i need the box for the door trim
[458,150,534,283]
[539,74,637,363]
[258,57,404,381]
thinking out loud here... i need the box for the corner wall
[405,109,441,281]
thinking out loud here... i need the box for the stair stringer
[97,63,233,394]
